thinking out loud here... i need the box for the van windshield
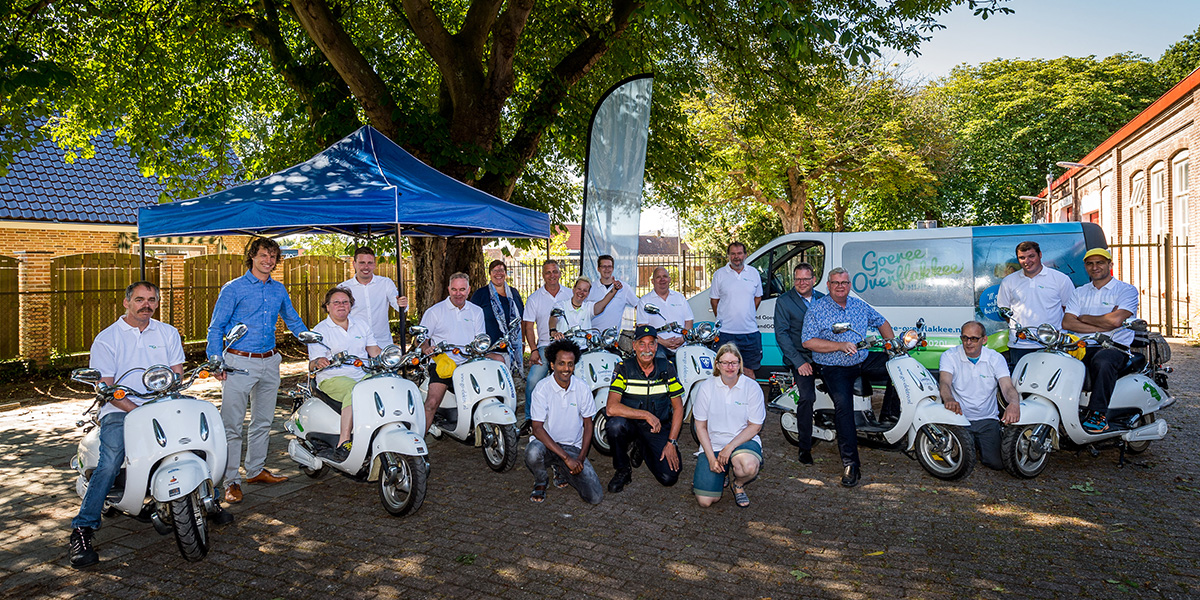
[750,241,826,300]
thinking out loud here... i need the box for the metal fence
[1110,236,1192,337]
[505,253,726,298]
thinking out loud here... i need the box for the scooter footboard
[149,453,212,503]
[371,425,429,458]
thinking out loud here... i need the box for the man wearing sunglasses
[938,321,1021,470]
[801,267,900,488]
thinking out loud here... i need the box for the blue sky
[905,0,1200,80]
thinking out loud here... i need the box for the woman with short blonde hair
[692,343,765,508]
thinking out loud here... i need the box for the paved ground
[2,347,1198,600]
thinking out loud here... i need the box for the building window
[1129,171,1146,241]
[1152,163,1167,238]
[1175,151,1189,194]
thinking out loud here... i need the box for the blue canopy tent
[137,125,550,349]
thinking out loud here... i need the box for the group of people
[67,235,1137,569]
[774,240,1138,486]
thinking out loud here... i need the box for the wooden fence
[50,253,161,355]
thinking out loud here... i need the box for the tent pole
[139,238,146,281]
[395,225,406,353]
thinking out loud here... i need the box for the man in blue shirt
[801,267,899,488]
[207,238,309,504]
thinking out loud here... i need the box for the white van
[688,222,1107,373]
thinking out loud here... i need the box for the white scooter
[413,330,520,472]
[547,320,622,456]
[996,308,1174,478]
[644,304,721,444]
[285,331,429,516]
[69,324,246,562]
[770,320,978,480]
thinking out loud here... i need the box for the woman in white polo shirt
[548,276,620,336]
[692,343,766,508]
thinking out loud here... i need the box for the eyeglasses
[828,281,850,287]
[960,335,984,343]
[795,277,814,282]
[717,360,741,367]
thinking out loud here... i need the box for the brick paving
[2,347,1198,599]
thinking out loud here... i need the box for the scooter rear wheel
[592,408,613,456]
[1125,414,1156,454]
[301,465,328,478]
[780,412,802,447]
[1001,424,1050,478]
[915,424,976,481]
[169,491,210,562]
[378,452,427,517]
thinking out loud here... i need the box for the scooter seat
[313,387,343,415]
[1118,353,1147,377]
[815,377,870,397]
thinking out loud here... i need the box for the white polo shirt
[938,345,1010,421]
[692,374,765,452]
[1065,278,1140,347]
[637,289,694,341]
[996,267,1075,349]
[419,298,486,364]
[523,285,572,349]
[529,374,597,449]
[89,317,186,419]
[341,274,400,347]
[553,298,596,332]
[308,316,378,385]
[588,279,638,331]
[709,264,763,335]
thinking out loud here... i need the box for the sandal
[552,465,569,489]
[731,481,750,508]
[530,483,547,503]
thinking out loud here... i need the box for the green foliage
[683,200,783,258]
[927,55,1167,225]
[1157,25,1200,87]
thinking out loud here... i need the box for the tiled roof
[0,130,167,225]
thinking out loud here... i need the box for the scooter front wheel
[592,409,613,456]
[1001,424,1051,478]
[169,491,210,562]
[378,452,427,517]
[914,424,976,481]
[482,423,519,472]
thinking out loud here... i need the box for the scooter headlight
[695,322,716,343]
[1036,324,1060,346]
[378,344,403,368]
[471,335,492,355]
[601,328,619,348]
[142,365,174,392]
[900,329,921,351]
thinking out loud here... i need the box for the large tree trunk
[410,237,485,312]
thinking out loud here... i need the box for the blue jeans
[72,413,126,530]
[525,439,604,504]
[525,356,550,421]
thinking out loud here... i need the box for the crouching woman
[693,343,765,508]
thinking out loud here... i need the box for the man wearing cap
[996,241,1075,368]
[1062,248,1139,434]
[604,324,685,493]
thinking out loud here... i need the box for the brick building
[0,131,246,363]
[1038,68,1198,336]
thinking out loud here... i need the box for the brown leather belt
[227,348,276,359]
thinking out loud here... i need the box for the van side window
[842,238,972,306]
[750,241,826,300]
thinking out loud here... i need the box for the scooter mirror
[295,331,323,344]
[1124,318,1149,332]
[71,368,102,384]
[551,308,565,319]
[409,325,428,337]
[644,303,661,315]
[508,317,521,330]
[225,323,249,345]
[832,322,853,334]
[997,307,1014,323]
[915,318,925,330]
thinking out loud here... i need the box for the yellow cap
[1084,248,1112,260]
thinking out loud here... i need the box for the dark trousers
[967,418,1003,470]
[1007,347,1038,371]
[819,353,901,468]
[606,416,680,486]
[791,368,817,453]
[1083,347,1127,415]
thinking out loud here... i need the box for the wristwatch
[668,438,678,448]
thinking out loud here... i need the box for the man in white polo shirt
[341,246,408,346]
[525,338,603,505]
[419,272,486,433]
[637,266,694,359]
[522,260,572,430]
[588,254,639,333]
[1062,248,1139,434]
[996,240,1075,368]
[938,320,1021,470]
[709,241,763,377]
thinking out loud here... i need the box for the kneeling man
[938,321,1021,470]
[525,339,604,504]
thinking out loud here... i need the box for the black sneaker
[519,420,533,436]
[69,527,99,568]
[630,443,644,469]
[798,450,814,465]
[209,506,235,527]
[320,440,352,463]
[607,470,632,493]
